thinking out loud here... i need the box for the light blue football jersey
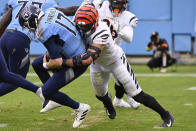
[7,0,57,36]
[37,8,86,58]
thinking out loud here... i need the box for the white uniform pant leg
[90,63,111,97]
[111,54,142,97]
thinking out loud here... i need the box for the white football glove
[82,0,91,5]
[93,0,102,8]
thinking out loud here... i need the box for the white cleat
[113,96,131,108]
[160,68,167,73]
[40,100,62,113]
[126,96,140,109]
[36,87,45,107]
[73,103,90,128]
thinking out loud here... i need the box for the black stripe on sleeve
[92,29,107,40]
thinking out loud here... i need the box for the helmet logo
[24,12,30,19]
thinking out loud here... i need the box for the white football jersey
[97,1,138,46]
[89,20,123,65]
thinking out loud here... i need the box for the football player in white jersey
[94,0,140,109]
[62,4,174,127]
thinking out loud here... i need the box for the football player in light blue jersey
[0,0,57,96]
[19,5,90,128]
[37,8,86,59]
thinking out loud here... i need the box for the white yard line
[184,103,193,106]
[27,73,196,77]
[0,124,8,127]
[187,87,196,90]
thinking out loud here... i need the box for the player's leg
[160,53,167,72]
[90,64,116,119]
[113,80,130,108]
[39,66,90,128]
[113,54,174,127]
[113,79,140,109]
[0,30,38,93]
[0,30,31,96]
[0,48,38,93]
[0,31,31,96]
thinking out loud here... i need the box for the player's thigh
[6,32,30,77]
[112,58,142,96]
[90,64,110,96]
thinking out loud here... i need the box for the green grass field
[0,64,196,131]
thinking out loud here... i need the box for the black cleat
[105,107,116,119]
[104,93,116,119]
[161,111,174,127]
[96,93,116,119]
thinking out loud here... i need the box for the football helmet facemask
[19,5,44,32]
[109,0,128,16]
[74,4,99,35]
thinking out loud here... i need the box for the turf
[0,64,196,131]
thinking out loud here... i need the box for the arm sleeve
[119,26,133,43]
[42,0,58,11]
[56,6,79,16]
[0,7,12,37]
[43,35,62,59]
[129,16,138,28]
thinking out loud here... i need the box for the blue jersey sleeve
[43,35,62,59]
[8,0,17,7]
[42,0,57,11]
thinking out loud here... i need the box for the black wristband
[62,59,67,67]
[73,56,83,68]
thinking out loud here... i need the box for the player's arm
[0,6,12,37]
[56,6,79,16]
[146,42,153,51]
[56,0,95,16]
[159,40,169,52]
[43,53,62,69]
[62,43,104,67]
[119,15,138,43]
[118,26,133,43]
[42,36,63,69]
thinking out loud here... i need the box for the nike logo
[166,120,171,127]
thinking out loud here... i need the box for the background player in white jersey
[62,4,174,127]
[95,0,140,109]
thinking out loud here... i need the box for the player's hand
[152,45,157,51]
[43,54,47,63]
[93,0,102,8]
[83,0,91,5]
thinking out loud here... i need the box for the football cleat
[36,87,45,107]
[105,106,116,119]
[126,96,140,109]
[104,94,116,119]
[73,103,91,128]
[160,68,167,73]
[113,96,131,108]
[161,111,174,127]
[40,100,62,113]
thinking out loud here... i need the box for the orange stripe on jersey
[161,43,168,47]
